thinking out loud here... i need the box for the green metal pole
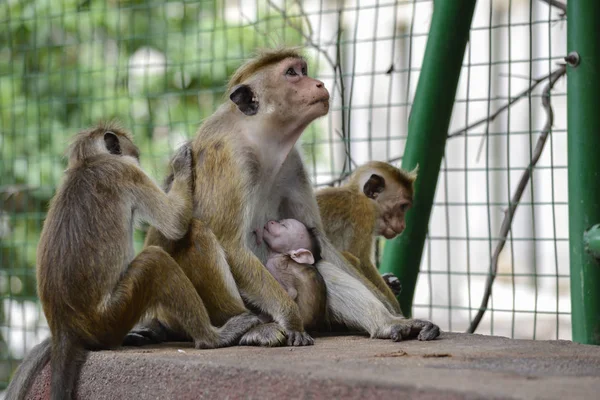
[583,224,600,262]
[379,1,477,317]
[567,0,600,345]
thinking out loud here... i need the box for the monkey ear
[289,249,315,265]
[104,131,122,155]
[229,84,259,116]
[363,174,385,199]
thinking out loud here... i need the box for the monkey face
[264,58,330,125]
[263,219,313,254]
[376,194,411,240]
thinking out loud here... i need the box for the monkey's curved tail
[4,337,51,400]
[49,332,87,400]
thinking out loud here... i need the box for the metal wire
[0,0,569,389]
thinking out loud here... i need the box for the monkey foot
[239,322,287,347]
[286,330,314,346]
[123,327,167,347]
[381,272,402,295]
[389,319,440,342]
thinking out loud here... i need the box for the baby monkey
[261,219,327,329]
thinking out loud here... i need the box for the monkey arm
[224,245,305,333]
[341,251,361,270]
[129,171,192,241]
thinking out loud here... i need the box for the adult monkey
[135,48,439,346]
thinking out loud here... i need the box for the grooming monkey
[129,48,439,347]
[261,219,327,329]
[5,125,259,400]
[316,161,417,314]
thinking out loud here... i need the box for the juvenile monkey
[129,48,439,348]
[261,219,326,329]
[317,161,417,314]
[5,125,259,400]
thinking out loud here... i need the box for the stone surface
[25,332,600,399]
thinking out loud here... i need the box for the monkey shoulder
[317,187,374,218]
[294,263,325,291]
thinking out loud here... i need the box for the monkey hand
[285,329,314,346]
[381,272,402,295]
[171,143,193,181]
[253,228,263,246]
[389,318,440,342]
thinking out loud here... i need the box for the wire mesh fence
[0,0,569,389]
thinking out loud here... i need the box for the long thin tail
[50,333,87,400]
[4,337,52,400]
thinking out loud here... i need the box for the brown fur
[317,161,417,315]
[227,47,304,91]
[5,125,259,400]
[132,48,439,348]
[262,219,327,329]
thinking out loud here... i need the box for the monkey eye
[301,66,307,75]
[400,203,410,212]
[286,67,298,76]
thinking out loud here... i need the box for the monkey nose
[316,80,324,88]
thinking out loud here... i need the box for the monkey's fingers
[390,324,412,342]
[171,143,193,178]
[286,330,314,346]
[393,319,441,342]
[239,322,287,347]
[122,323,168,347]
[415,321,441,341]
[122,333,157,347]
[381,273,402,295]
[253,229,263,246]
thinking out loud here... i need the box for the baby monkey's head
[262,219,322,265]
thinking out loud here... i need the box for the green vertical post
[379,1,477,317]
[567,0,600,345]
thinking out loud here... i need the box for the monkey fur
[317,161,417,314]
[261,219,327,329]
[128,48,439,348]
[5,124,259,400]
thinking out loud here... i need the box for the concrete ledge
[27,332,600,399]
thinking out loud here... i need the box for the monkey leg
[317,261,440,342]
[340,251,403,315]
[125,222,260,346]
[105,246,257,349]
[225,247,313,346]
[172,220,253,325]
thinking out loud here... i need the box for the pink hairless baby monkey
[261,219,326,329]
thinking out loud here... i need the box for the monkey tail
[49,332,87,400]
[4,337,51,400]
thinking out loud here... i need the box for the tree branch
[467,66,566,334]
[448,68,561,139]
[538,0,567,16]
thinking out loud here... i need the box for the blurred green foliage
[0,0,311,387]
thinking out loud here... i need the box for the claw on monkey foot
[389,319,441,342]
[239,322,286,347]
[286,330,314,346]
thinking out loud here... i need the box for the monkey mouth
[309,95,330,106]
